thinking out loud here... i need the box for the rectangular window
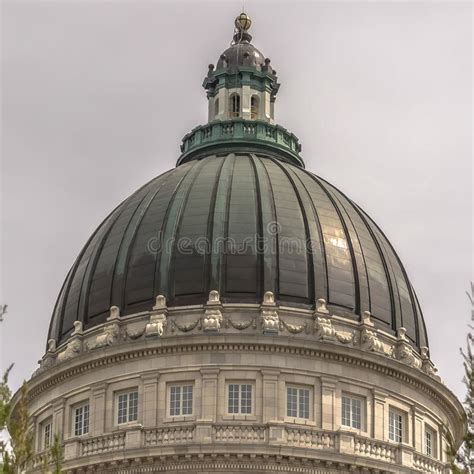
[227,383,253,415]
[42,420,52,450]
[425,426,437,457]
[74,403,89,436]
[389,408,404,443]
[287,386,310,419]
[341,395,363,429]
[169,384,193,417]
[117,391,139,425]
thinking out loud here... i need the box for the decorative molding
[261,291,279,334]
[145,295,168,338]
[202,290,223,333]
[85,307,121,351]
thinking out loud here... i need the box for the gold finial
[235,12,251,31]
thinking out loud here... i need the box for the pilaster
[372,389,387,440]
[321,377,337,430]
[91,383,107,436]
[261,369,280,423]
[199,368,220,422]
[141,373,160,428]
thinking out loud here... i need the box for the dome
[216,43,270,72]
[48,151,427,349]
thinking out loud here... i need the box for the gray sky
[1,1,472,401]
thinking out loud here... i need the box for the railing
[213,424,266,442]
[177,120,304,167]
[32,450,52,468]
[81,432,125,456]
[145,425,195,446]
[51,424,450,474]
[353,436,397,463]
[413,452,445,473]
[286,426,336,449]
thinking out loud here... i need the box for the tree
[447,283,474,473]
[0,367,34,473]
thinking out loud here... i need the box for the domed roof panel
[49,152,427,349]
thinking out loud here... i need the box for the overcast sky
[1,1,472,400]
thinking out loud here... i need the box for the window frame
[167,383,194,419]
[41,418,52,450]
[250,95,259,120]
[115,389,139,426]
[229,93,241,118]
[388,407,406,443]
[73,402,90,437]
[341,394,365,431]
[226,382,254,416]
[285,384,312,423]
[425,425,437,458]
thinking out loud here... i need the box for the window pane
[182,385,193,415]
[287,387,297,417]
[351,398,361,429]
[128,391,138,422]
[425,429,433,456]
[43,423,51,449]
[341,396,351,427]
[241,384,252,414]
[118,393,128,424]
[298,389,309,419]
[74,404,89,436]
[389,410,403,443]
[228,384,239,414]
[170,386,181,416]
[83,404,89,435]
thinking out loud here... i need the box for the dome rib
[309,172,360,313]
[285,165,328,303]
[268,156,316,303]
[250,154,279,298]
[155,160,204,302]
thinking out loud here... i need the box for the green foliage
[49,433,63,474]
[5,382,34,472]
[447,284,474,473]
[0,365,13,430]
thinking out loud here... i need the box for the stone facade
[24,293,463,473]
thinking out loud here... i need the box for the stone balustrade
[81,432,125,456]
[353,435,397,463]
[145,425,195,446]
[50,423,451,473]
[413,452,446,473]
[32,450,52,469]
[286,426,336,449]
[213,424,266,443]
[177,120,304,167]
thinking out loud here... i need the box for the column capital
[140,372,160,384]
[200,367,220,378]
[372,389,388,402]
[261,369,280,379]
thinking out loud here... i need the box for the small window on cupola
[251,96,259,119]
[214,98,219,118]
[230,93,240,118]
